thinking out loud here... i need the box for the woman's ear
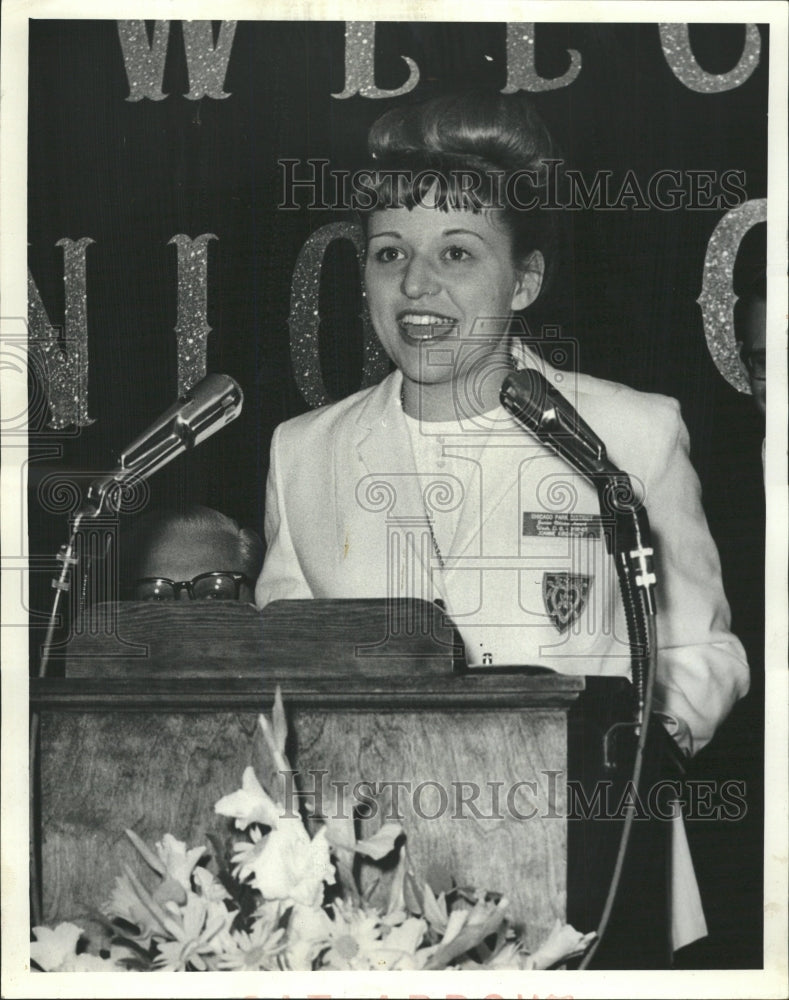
[511,251,545,310]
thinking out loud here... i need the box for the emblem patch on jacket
[542,573,593,633]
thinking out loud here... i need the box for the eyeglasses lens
[192,574,238,600]
[135,579,176,601]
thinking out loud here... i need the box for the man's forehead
[136,524,242,577]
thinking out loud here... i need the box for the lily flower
[155,834,206,892]
[232,822,335,907]
[524,918,596,969]
[284,902,333,970]
[30,923,83,971]
[215,766,281,830]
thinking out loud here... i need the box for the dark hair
[359,91,560,295]
[120,505,264,582]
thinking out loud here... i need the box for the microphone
[501,367,619,478]
[85,373,243,513]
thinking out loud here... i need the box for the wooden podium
[32,599,673,966]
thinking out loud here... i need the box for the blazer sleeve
[255,423,315,608]
[645,399,750,755]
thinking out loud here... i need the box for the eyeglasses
[129,572,253,601]
[739,347,766,381]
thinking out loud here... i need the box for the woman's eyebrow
[443,228,485,241]
[368,230,402,240]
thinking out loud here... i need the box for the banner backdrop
[26,19,767,967]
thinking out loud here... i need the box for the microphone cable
[578,607,658,969]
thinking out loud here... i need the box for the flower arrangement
[31,690,594,973]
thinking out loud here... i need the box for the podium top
[32,599,586,711]
[66,599,462,677]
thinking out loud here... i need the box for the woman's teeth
[398,313,458,339]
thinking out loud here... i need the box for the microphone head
[179,373,243,447]
[500,367,551,433]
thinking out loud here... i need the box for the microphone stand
[500,369,659,968]
[30,373,242,929]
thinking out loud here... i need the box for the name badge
[522,512,603,539]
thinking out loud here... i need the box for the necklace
[425,514,446,571]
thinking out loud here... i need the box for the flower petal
[214,765,281,830]
[355,822,403,861]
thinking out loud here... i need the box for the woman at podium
[256,91,747,766]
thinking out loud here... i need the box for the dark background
[27,20,766,967]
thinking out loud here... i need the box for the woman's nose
[402,255,440,298]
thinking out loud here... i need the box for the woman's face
[364,204,542,409]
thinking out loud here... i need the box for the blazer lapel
[333,372,437,592]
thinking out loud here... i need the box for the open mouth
[397,311,459,341]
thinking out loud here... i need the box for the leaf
[318,772,356,845]
[258,712,290,775]
[524,919,596,970]
[355,822,403,860]
[362,874,381,905]
[421,883,448,933]
[403,863,424,917]
[258,701,292,806]
[333,854,361,906]
[108,936,156,970]
[385,847,407,917]
[121,864,183,940]
[125,829,166,876]
[207,833,230,879]
[422,898,508,970]
[272,685,288,757]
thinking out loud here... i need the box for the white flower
[322,901,426,971]
[524,918,596,970]
[233,822,335,907]
[62,952,123,972]
[215,766,281,830]
[284,902,333,970]
[322,902,383,970]
[218,905,287,970]
[30,922,83,971]
[155,834,206,892]
[153,892,234,971]
[375,917,428,970]
[192,865,230,901]
[31,923,128,972]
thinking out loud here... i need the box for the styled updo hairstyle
[362,91,559,298]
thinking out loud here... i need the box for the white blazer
[256,359,749,755]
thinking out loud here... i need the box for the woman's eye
[442,245,471,262]
[373,247,404,263]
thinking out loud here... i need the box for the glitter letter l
[169,233,218,396]
[332,22,419,100]
[502,23,581,94]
